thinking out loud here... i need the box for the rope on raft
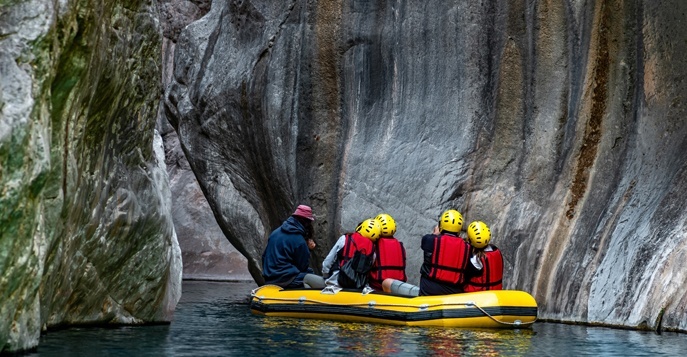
[250,286,536,327]
[469,303,537,327]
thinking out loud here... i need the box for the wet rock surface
[165,0,687,332]
[1,0,180,353]
[3,1,687,354]
[156,0,251,281]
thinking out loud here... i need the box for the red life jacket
[369,237,407,288]
[426,234,470,284]
[464,246,503,292]
[338,232,375,269]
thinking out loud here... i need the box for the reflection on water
[418,328,534,356]
[27,281,685,356]
[252,313,536,356]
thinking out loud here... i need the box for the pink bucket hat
[292,204,315,221]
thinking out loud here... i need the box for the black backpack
[337,235,374,289]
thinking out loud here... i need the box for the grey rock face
[0,0,180,353]
[166,0,687,331]
[161,119,250,280]
[157,0,250,280]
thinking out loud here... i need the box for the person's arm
[420,234,436,252]
[469,255,483,270]
[322,235,346,274]
[307,239,316,250]
[294,239,311,273]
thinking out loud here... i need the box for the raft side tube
[249,285,537,328]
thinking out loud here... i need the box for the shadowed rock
[157,0,251,281]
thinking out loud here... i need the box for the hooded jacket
[261,216,311,287]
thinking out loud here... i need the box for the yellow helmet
[374,213,397,237]
[356,218,382,241]
[439,209,463,233]
[467,221,491,248]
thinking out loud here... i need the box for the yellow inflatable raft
[250,285,537,328]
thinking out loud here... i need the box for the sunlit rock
[0,0,180,353]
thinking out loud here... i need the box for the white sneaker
[321,286,342,295]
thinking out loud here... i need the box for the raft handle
[469,303,536,327]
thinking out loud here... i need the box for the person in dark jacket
[262,205,323,288]
[418,209,470,295]
[381,209,469,297]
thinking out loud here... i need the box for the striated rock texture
[0,0,180,353]
[159,117,250,280]
[157,0,250,281]
[165,0,687,331]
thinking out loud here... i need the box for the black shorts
[419,276,464,296]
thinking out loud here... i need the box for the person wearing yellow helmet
[417,209,471,295]
[368,214,407,291]
[379,209,470,297]
[320,218,380,289]
[463,221,503,292]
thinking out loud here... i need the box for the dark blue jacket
[261,216,311,287]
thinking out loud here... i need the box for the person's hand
[432,225,440,235]
[307,238,316,250]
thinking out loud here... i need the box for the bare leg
[382,278,395,292]
[385,279,419,296]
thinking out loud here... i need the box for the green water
[27,281,684,356]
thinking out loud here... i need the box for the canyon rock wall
[165,0,687,331]
[157,0,250,281]
[0,0,180,353]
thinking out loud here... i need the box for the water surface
[29,281,684,356]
